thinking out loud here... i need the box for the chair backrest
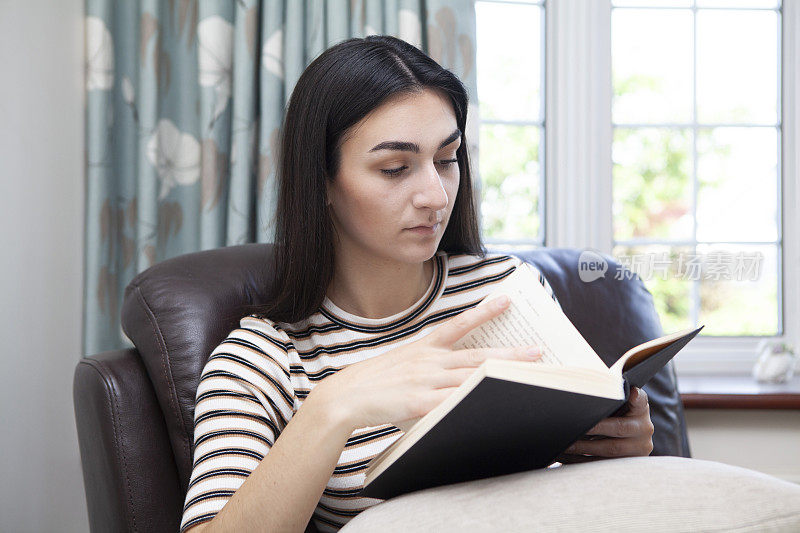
[120,243,690,491]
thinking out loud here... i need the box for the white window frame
[542,0,799,376]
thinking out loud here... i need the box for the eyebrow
[368,128,462,154]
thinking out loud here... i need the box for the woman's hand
[556,386,655,464]
[309,294,542,432]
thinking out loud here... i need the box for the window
[612,0,782,339]
[475,0,546,249]
[474,0,799,374]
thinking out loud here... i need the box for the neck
[327,251,435,319]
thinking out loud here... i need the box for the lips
[407,220,442,230]
[406,222,440,235]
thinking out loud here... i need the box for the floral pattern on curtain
[84,0,479,356]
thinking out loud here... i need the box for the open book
[359,261,703,500]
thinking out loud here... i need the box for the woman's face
[326,88,461,266]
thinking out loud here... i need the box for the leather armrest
[73,348,183,533]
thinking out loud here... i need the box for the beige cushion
[341,457,800,532]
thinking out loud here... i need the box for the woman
[181,35,654,533]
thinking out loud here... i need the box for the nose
[411,164,449,212]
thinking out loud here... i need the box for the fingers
[626,387,650,416]
[575,387,654,458]
[585,416,647,438]
[585,388,650,437]
[416,347,541,393]
[426,367,475,389]
[427,294,511,347]
[429,352,539,389]
[554,453,607,464]
[563,436,653,457]
[440,345,542,369]
[584,391,654,439]
[425,386,459,409]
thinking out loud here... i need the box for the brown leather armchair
[73,243,691,533]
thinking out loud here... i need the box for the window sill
[678,375,800,410]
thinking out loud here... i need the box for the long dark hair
[246,35,484,323]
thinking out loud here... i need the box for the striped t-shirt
[180,251,561,533]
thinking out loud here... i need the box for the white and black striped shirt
[180,252,560,532]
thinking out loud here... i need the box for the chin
[399,240,442,264]
[373,240,435,266]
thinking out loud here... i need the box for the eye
[380,165,408,176]
[380,158,458,177]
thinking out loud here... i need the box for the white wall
[686,410,800,484]
[0,1,88,532]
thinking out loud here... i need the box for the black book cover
[623,326,703,389]
[359,379,623,499]
[359,326,703,500]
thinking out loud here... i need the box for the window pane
[479,124,540,240]
[613,245,694,333]
[697,243,779,335]
[476,2,542,122]
[697,0,780,8]
[696,10,778,124]
[612,9,693,124]
[613,128,693,240]
[696,127,778,242]
[613,0,691,6]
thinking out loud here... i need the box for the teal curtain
[83,0,479,356]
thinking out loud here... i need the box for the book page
[455,297,563,365]
[453,262,608,372]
